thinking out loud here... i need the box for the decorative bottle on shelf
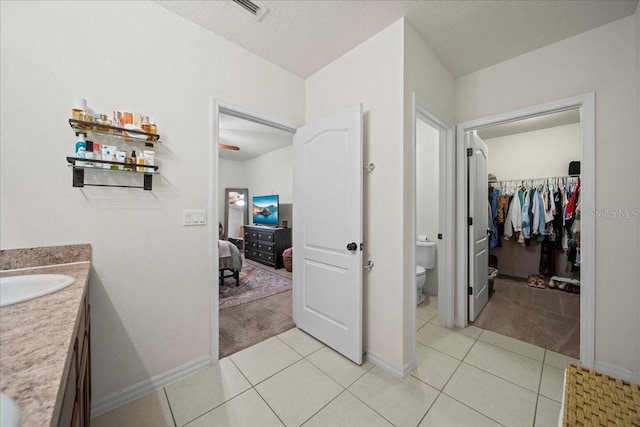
[75,133,87,166]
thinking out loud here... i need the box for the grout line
[252,386,287,427]
[162,387,178,427]
[458,361,541,395]
[298,388,347,426]
[441,391,507,426]
[342,389,398,426]
[181,388,256,426]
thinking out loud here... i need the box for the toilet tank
[416,240,436,269]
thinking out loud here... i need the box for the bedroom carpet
[219,261,292,309]
[472,275,580,358]
[219,290,294,358]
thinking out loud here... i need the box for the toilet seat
[416,266,426,276]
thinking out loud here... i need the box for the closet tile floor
[92,297,579,427]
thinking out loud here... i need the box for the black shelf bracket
[67,157,157,191]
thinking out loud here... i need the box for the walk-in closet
[472,109,582,358]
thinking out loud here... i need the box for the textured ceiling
[219,113,292,161]
[154,0,638,78]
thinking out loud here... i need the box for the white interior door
[293,104,363,364]
[467,131,489,321]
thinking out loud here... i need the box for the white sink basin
[0,392,20,427]
[0,274,75,307]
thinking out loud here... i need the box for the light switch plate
[183,210,207,226]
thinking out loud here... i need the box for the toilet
[416,240,436,305]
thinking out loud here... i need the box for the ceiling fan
[219,143,240,151]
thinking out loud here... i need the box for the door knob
[346,242,357,251]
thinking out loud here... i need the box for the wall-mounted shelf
[69,119,161,147]
[66,156,158,190]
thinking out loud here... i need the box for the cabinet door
[58,340,78,426]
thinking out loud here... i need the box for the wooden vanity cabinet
[58,285,91,427]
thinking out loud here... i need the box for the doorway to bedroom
[216,108,296,359]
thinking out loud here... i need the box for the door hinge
[467,148,473,157]
[468,286,473,295]
[468,217,473,226]
[437,233,443,240]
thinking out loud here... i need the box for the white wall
[416,119,439,293]
[485,123,581,181]
[306,19,406,372]
[243,146,293,204]
[0,0,304,406]
[456,16,638,378]
[404,21,456,368]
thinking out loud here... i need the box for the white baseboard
[91,355,212,418]
[365,351,414,380]
[594,360,632,381]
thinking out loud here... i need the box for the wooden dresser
[244,225,292,269]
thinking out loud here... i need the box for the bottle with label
[129,150,137,171]
[75,133,87,166]
[136,152,145,172]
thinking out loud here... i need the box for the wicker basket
[283,255,293,272]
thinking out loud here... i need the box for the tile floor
[92,298,579,427]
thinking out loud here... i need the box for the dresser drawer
[257,242,275,254]
[257,231,274,242]
[244,230,258,240]
[257,251,275,264]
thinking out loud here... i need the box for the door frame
[210,98,297,362]
[454,93,595,368]
[413,94,455,329]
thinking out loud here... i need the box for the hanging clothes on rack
[489,175,581,280]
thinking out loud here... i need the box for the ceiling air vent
[231,0,268,21]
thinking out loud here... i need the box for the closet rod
[494,174,579,183]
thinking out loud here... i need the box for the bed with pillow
[219,240,243,286]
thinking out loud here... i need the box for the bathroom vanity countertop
[0,259,90,426]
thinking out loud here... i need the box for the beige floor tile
[349,366,439,427]
[544,350,580,370]
[307,346,373,387]
[478,329,545,361]
[427,295,438,307]
[184,389,283,427]
[277,327,324,356]
[165,358,252,426]
[430,316,441,325]
[416,303,439,322]
[535,395,562,427]
[464,340,543,392]
[418,393,501,427]
[540,364,565,402]
[416,317,428,330]
[443,363,537,427]
[412,343,460,390]
[416,323,476,360]
[92,389,174,427]
[255,359,343,426]
[456,325,483,339]
[303,391,392,427]
[230,336,302,385]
